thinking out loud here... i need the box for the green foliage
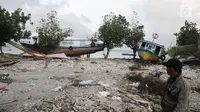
[174,20,200,46]
[0,6,32,45]
[168,44,198,57]
[96,12,130,58]
[168,47,188,57]
[123,12,145,59]
[0,42,6,46]
[124,25,144,49]
[37,11,73,50]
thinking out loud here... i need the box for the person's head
[162,58,182,77]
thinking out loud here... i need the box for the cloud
[0,0,38,10]
[6,0,93,38]
[81,15,92,23]
[2,0,200,48]
[58,13,93,38]
[130,0,200,47]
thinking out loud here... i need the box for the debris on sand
[111,96,122,101]
[72,80,99,87]
[125,72,167,111]
[91,61,97,64]
[22,91,151,112]
[129,82,140,88]
[79,80,94,85]
[129,64,141,71]
[0,77,12,84]
[0,55,20,67]
[97,81,110,87]
[98,91,111,97]
[1,58,200,112]
[149,70,163,77]
[52,86,63,92]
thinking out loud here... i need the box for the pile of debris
[125,70,167,112]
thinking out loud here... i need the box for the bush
[168,44,198,57]
[126,72,166,96]
[37,11,73,50]
[168,47,188,57]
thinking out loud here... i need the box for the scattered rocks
[91,61,97,64]
[98,91,111,97]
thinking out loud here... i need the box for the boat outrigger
[137,39,166,61]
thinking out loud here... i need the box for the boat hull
[19,43,104,56]
[137,48,159,61]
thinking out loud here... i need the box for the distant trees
[95,12,145,59]
[37,11,73,51]
[168,20,200,57]
[0,6,32,54]
[123,12,145,59]
[174,20,200,46]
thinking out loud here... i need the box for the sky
[1,0,200,49]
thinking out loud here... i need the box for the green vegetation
[174,20,200,46]
[168,47,189,57]
[0,6,32,54]
[123,12,145,59]
[95,12,145,59]
[168,44,198,57]
[36,11,73,51]
[95,12,130,59]
[168,20,200,57]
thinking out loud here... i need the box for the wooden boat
[9,36,104,57]
[137,40,166,61]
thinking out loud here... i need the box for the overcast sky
[1,0,200,48]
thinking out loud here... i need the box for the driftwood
[0,60,19,67]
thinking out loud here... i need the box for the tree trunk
[87,54,90,58]
[132,47,137,60]
[198,36,200,50]
[0,46,3,55]
[104,48,110,59]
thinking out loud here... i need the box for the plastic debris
[98,91,110,97]
[129,82,140,88]
[0,73,9,79]
[98,81,110,87]
[79,80,93,85]
[52,86,62,92]
[112,96,121,101]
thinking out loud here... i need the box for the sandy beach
[0,57,200,112]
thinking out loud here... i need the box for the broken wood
[0,60,19,67]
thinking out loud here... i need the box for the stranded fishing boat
[137,39,166,61]
[11,36,104,57]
